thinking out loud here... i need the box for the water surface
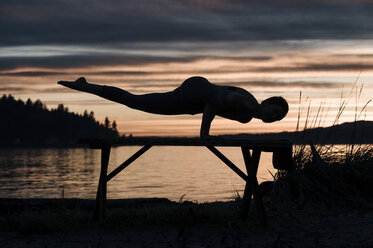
[0,147,277,202]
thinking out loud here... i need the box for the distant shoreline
[224,120,373,144]
[2,120,373,149]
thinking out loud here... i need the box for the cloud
[0,54,195,70]
[0,54,273,71]
[1,0,373,47]
[0,87,24,92]
[0,71,68,77]
[219,80,344,89]
[1,54,371,74]
[253,63,372,72]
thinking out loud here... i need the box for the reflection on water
[0,147,277,202]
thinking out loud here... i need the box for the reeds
[270,79,373,209]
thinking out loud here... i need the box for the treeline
[0,94,120,147]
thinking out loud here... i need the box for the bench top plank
[79,137,292,151]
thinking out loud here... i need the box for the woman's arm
[200,103,216,139]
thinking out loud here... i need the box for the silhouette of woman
[58,76,288,138]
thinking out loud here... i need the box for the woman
[58,76,288,138]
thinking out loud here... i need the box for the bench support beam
[240,147,269,229]
[106,145,152,182]
[206,146,247,181]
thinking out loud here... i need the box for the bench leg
[240,181,253,220]
[239,149,252,220]
[241,147,269,229]
[251,174,269,230]
[94,145,111,224]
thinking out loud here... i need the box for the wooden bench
[79,137,293,229]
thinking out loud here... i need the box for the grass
[270,144,373,209]
[269,80,373,209]
[0,199,242,234]
[1,208,90,234]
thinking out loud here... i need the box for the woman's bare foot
[58,77,88,91]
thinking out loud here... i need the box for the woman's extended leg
[58,77,190,115]
[58,77,103,95]
[58,77,134,106]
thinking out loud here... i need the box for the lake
[0,147,277,202]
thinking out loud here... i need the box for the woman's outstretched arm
[200,103,216,139]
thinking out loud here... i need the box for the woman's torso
[177,77,258,122]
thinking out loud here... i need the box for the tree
[6,94,15,101]
[104,117,110,129]
[33,99,44,109]
[89,111,95,120]
[26,98,32,107]
[57,104,68,112]
[112,120,117,131]
[83,110,89,118]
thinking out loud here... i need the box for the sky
[1,0,373,136]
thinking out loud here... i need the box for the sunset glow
[1,1,373,136]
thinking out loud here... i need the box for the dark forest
[0,94,119,147]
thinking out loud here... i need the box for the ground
[1,200,372,248]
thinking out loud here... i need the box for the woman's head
[260,96,288,123]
